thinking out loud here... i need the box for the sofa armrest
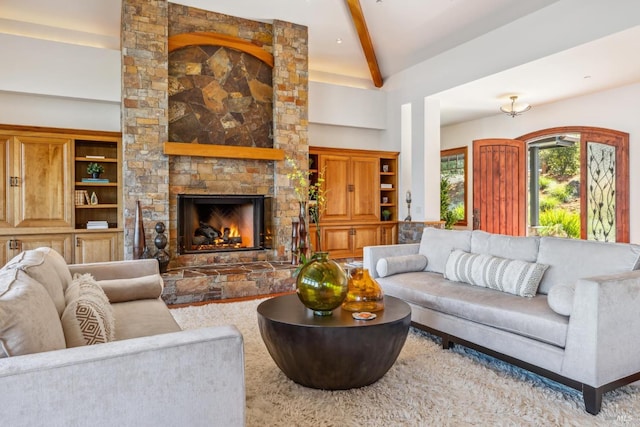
[0,326,245,427]
[363,243,420,278]
[562,270,640,387]
[68,258,160,280]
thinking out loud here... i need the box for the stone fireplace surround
[121,1,307,303]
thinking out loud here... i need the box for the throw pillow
[444,249,549,297]
[418,228,472,274]
[96,274,164,303]
[547,283,576,316]
[61,274,115,347]
[0,269,66,357]
[3,248,67,316]
[376,254,428,278]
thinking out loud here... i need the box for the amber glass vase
[296,252,348,316]
[341,268,385,312]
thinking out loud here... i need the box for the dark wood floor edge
[167,291,296,308]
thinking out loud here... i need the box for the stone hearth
[162,261,296,305]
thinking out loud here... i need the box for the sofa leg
[583,385,602,415]
[441,335,453,350]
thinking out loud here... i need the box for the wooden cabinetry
[309,147,398,258]
[0,233,73,265]
[74,232,121,264]
[0,134,72,228]
[0,125,123,264]
[73,139,121,230]
[380,223,398,245]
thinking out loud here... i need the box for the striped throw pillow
[444,249,548,297]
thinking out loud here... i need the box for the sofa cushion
[4,248,71,316]
[419,228,472,274]
[111,299,181,341]
[471,230,540,262]
[444,249,548,297]
[0,269,66,357]
[377,271,569,348]
[62,274,115,347]
[547,283,576,317]
[376,254,428,278]
[536,237,640,294]
[96,274,163,303]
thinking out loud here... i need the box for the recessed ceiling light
[584,75,592,79]
[336,38,343,44]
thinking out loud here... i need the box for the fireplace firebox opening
[178,194,268,254]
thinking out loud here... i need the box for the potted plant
[381,209,391,221]
[87,162,105,179]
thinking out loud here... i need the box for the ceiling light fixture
[336,37,343,44]
[500,95,531,118]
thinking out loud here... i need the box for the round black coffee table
[257,294,411,390]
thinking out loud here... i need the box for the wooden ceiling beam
[345,0,383,88]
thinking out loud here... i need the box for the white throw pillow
[3,249,68,316]
[444,249,549,297]
[547,283,576,316]
[0,269,66,357]
[376,254,428,278]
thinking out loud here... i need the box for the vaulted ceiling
[1,0,639,125]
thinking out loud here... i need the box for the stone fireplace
[177,194,270,254]
[121,1,308,303]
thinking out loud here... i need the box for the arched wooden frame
[440,146,468,226]
[518,126,629,242]
[168,32,274,67]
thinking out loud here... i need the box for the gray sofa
[364,228,640,415]
[0,247,245,427]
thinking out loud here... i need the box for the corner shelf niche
[74,139,121,230]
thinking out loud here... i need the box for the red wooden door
[473,139,527,236]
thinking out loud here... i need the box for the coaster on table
[352,312,376,320]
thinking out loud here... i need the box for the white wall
[309,81,386,130]
[0,33,121,131]
[0,91,121,131]
[382,0,640,230]
[441,82,640,243]
[308,123,386,152]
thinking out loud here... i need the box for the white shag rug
[170,299,639,426]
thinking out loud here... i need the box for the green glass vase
[296,252,348,316]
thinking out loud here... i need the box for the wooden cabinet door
[0,236,14,265]
[351,156,380,221]
[320,154,350,222]
[74,232,119,263]
[0,136,12,228]
[380,223,397,245]
[14,136,72,228]
[16,234,72,263]
[352,225,380,257]
[321,226,353,258]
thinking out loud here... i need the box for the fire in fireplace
[177,194,269,254]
